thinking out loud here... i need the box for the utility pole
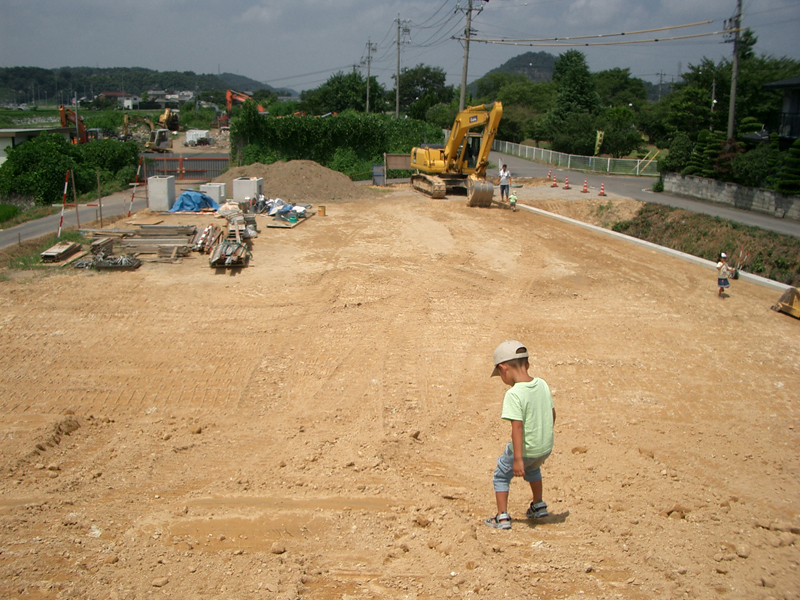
[458,1,485,111]
[726,0,742,143]
[395,15,410,118]
[658,71,664,102]
[363,39,377,114]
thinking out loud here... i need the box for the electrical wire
[464,28,744,48]
[462,20,715,43]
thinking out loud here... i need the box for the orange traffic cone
[563,177,571,190]
[551,176,558,188]
[581,178,589,193]
[546,168,552,180]
[599,181,607,196]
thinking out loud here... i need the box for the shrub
[0,134,139,206]
[777,138,800,196]
[663,133,693,173]
[0,203,21,223]
[652,177,664,193]
[731,144,772,188]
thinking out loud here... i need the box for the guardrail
[492,139,659,177]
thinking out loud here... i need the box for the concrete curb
[518,204,791,293]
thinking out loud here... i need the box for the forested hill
[0,66,295,104]
[485,51,557,83]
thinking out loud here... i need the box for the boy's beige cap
[491,340,528,376]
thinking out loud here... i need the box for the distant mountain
[217,73,296,97]
[484,51,557,83]
[0,66,297,104]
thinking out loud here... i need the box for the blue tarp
[169,190,221,212]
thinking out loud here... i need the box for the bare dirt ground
[1,167,798,600]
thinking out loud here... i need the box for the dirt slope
[0,181,798,600]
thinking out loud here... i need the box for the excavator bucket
[772,287,800,319]
[467,176,494,207]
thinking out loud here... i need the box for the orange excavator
[59,105,88,144]
[225,89,267,115]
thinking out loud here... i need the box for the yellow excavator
[410,101,502,207]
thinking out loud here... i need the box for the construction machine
[58,105,88,144]
[158,108,180,132]
[410,101,503,207]
[225,89,266,115]
[144,129,173,153]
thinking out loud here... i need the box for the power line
[463,28,744,48]
[460,19,715,43]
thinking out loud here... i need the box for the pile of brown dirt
[214,160,377,203]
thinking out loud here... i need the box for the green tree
[393,64,454,115]
[546,50,600,154]
[425,102,459,129]
[683,129,710,176]
[662,133,693,173]
[599,107,643,158]
[496,81,556,112]
[300,71,385,115]
[474,72,528,100]
[593,68,647,109]
[664,87,713,142]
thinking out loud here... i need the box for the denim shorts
[493,442,550,492]
[500,184,509,195]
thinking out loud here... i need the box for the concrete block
[233,177,263,202]
[148,176,176,212]
[200,182,226,203]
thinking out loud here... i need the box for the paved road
[0,188,151,251]
[490,150,800,238]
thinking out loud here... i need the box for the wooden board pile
[40,242,82,263]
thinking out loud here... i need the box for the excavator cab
[145,129,172,153]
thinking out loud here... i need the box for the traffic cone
[581,178,589,193]
[563,177,571,190]
[551,176,558,188]
[599,181,607,196]
[546,168,552,180]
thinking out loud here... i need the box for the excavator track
[411,174,447,199]
[467,177,494,207]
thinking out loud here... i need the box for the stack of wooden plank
[118,224,197,255]
[90,237,114,255]
[40,242,82,263]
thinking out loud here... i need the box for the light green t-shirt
[501,378,554,458]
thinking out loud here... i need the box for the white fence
[492,139,659,177]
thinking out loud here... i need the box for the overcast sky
[1,0,798,93]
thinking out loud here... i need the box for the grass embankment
[612,203,800,286]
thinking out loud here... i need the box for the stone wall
[663,173,800,221]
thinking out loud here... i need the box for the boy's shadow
[521,510,569,528]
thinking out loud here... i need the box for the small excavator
[59,105,88,144]
[410,101,503,207]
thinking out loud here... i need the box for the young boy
[509,192,517,212]
[485,340,556,530]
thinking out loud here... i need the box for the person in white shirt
[499,165,511,203]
